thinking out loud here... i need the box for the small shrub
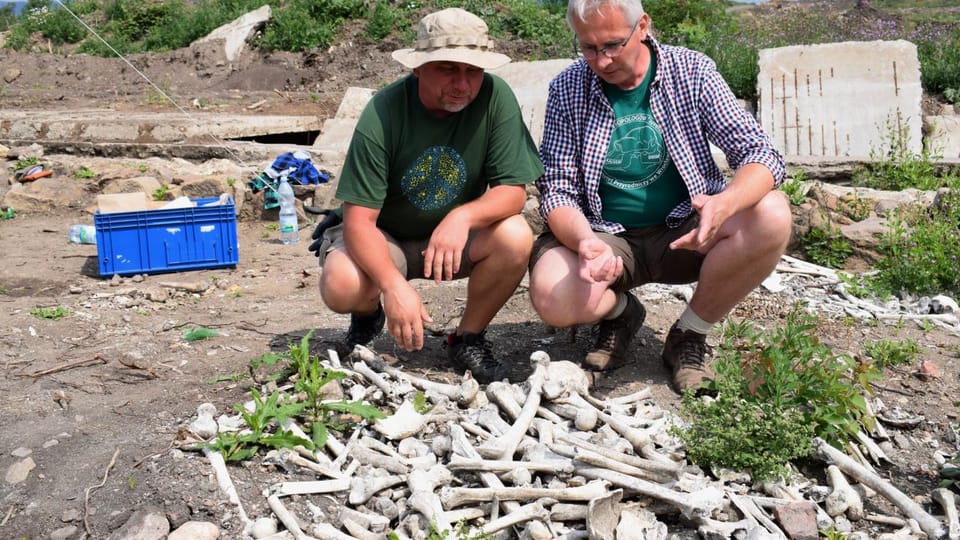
[365,1,402,42]
[673,306,880,480]
[781,172,809,206]
[75,166,95,179]
[152,183,170,201]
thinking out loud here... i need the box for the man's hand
[669,193,731,252]
[381,281,433,351]
[422,213,470,283]
[307,211,342,257]
[577,236,623,284]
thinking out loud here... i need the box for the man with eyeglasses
[528,0,791,394]
[310,8,543,384]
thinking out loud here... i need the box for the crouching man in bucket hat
[311,8,544,384]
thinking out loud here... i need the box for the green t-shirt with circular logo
[600,45,687,228]
[335,73,544,241]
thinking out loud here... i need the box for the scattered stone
[61,508,82,522]
[773,501,819,540]
[49,525,78,540]
[11,447,32,458]
[3,67,20,83]
[5,457,36,484]
[167,520,219,540]
[105,505,169,540]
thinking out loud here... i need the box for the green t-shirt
[600,44,687,228]
[335,73,544,241]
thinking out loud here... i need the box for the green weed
[152,183,170,201]
[1,208,14,220]
[13,157,39,171]
[780,172,809,206]
[184,327,218,342]
[209,332,383,462]
[864,338,919,370]
[31,306,70,320]
[801,225,852,269]
[74,166,95,179]
[853,120,960,191]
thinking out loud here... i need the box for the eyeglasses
[576,20,640,60]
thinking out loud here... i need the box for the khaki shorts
[530,213,705,293]
[319,223,476,280]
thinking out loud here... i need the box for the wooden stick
[30,354,104,377]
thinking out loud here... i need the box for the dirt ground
[1,15,960,540]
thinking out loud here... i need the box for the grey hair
[566,0,645,29]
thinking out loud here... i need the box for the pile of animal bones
[182,344,960,540]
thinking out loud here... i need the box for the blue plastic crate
[94,196,239,277]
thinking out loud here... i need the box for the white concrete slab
[491,58,575,145]
[926,115,960,159]
[757,40,922,160]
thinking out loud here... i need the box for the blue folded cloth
[247,151,330,209]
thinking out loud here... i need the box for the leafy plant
[14,157,39,171]
[152,183,170,201]
[870,190,960,296]
[74,166,95,179]
[838,192,871,222]
[1,207,15,220]
[864,338,919,370]
[838,272,871,299]
[184,327,218,341]
[673,306,880,480]
[853,119,960,191]
[30,306,70,320]
[209,332,383,462]
[780,171,809,206]
[802,225,852,269]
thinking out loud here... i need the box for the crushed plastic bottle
[277,174,298,245]
[68,224,97,244]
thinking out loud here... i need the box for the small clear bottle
[277,174,298,245]
[68,224,97,244]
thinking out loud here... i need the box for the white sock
[604,293,628,320]
[676,307,714,335]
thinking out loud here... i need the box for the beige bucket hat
[392,8,511,70]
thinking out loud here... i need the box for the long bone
[408,465,456,534]
[341,519,380,540]
[348,474,406,505]
[447,453,575,475]
[350,358,407,397]
[266,494,316,540]
[270,478,351,497]
[263,448,346,479]
[365,352,480,406]
[813,437,946,540]
[360,436,436,471]
[933,488,960,540]
[695,517,758,539]
[728,493,787,539]
[556,392,650,451]
[338,506,391,532]
[448,424,522,517]
[477,501,551,536]
[825,464,864,520]
[554,431,682,475]
[486,380,525,420]
[476,351,550,460]
[202,447,253,531]
[311,521,359,540]
[439,479,610,509]
[557,445,675,484]
[576,466,722,520]
[546,402,598,431]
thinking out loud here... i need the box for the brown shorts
[318,223,476,280]
[530,214,705,293]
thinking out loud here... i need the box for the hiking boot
[343,303,385,351]
[584,292,646,371]
[445,331,508,384]
[662,322,715,393]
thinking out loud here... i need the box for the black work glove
[307,210,342,257]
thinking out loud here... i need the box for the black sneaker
[584,292,646,371]
[445,331,508,384]
[344,303,385,350]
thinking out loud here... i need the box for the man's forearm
[343,225,407,292]
[546,206,597,251]
[448,184,526,230]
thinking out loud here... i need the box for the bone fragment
[477,351,549,460]
[366,353,480,406]
[350,444,410,474]
[311,521,359,540]
[587,488,623,540]
[188,403,218,440]
[447,453,574,475]
[577,466,720,520]
[348,474,405,505]
[267,494,315,540]
[695,517,757,539]
[933,488,960,540]
[372,400,428,441]
[440,479,610,509]
[338,506,390,532]
[478,501,551,536]
[341,518,380,540]
[270,478,351,497]
[606,387,652,406]
[542,359,595,402]
[551,503,588,521]
[558,392,650,451]
[813,437,946,540]
[854,429,889,465]
[522,519,553,540]
[825,464,864,520]
[351,358,403,397]
[486,381,523,420]
[547,402,598,431]
[264,448,346,479]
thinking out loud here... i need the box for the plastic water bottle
[277,175,298,245]
[68,224,97,244]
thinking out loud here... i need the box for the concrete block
[491,58,575,145]
[758,40,922,160]
[312,118,357,155]
[334,87,376,120]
